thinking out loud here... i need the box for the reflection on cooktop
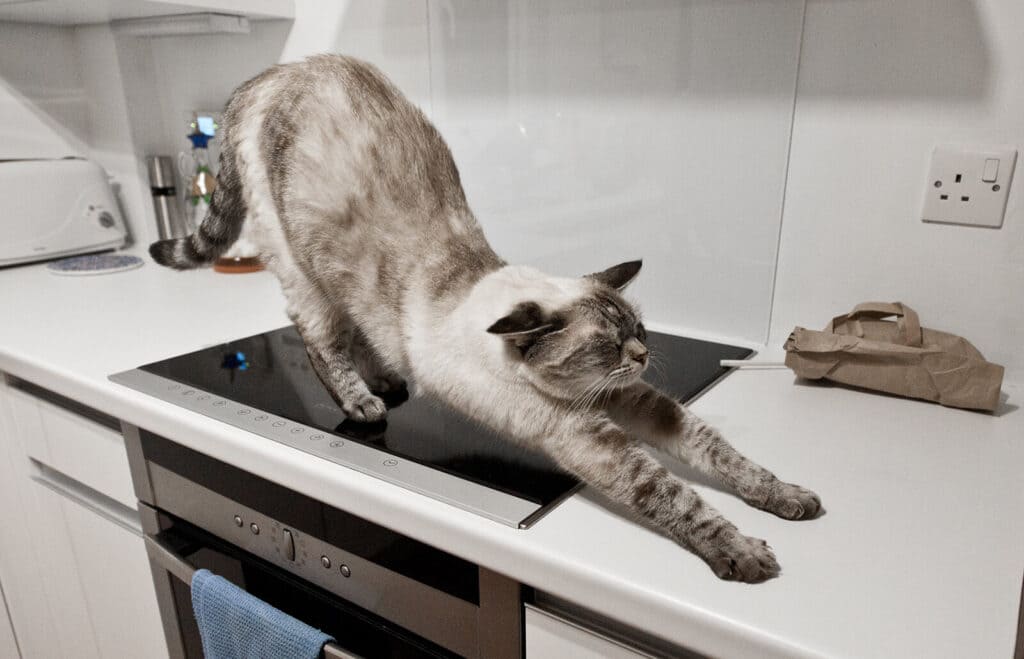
[136,325,753,512]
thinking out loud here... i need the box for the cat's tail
[149,135,247,270]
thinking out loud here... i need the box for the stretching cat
[151,54,820,582]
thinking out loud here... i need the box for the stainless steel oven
[123,424,523,659]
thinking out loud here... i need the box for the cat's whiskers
[572,369,623,414]
[575,366,629,415]
[588,374,617,411]
[568,375,609,415]
[648,348,667,380]
[580,376,613,413]
[598,366,631,408]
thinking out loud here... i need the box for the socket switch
[921,145,1016,228]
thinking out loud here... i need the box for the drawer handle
[30,459,142,536]
[11,377,120,432]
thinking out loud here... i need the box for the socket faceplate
[922,145,1017,228]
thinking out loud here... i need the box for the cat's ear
[487,301,553,338]
[587,260,642,291]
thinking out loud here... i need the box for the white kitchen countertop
[1,252,1021,659]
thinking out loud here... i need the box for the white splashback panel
[768,0,1024,381]
[0,22,87,160]
[426,0,804,343]
[8,0,803,344]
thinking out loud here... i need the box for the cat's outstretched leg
[284,286,387,423]
[605,383,821,521]
[546,416,779,582]
[350,328,407,395]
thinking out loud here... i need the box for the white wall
[278,0,804,346]
[281,0,431,107]
[112,0,431,245]
[73,24,154,247]
[20,1,1021,379]
[4,3,803,346]
[113,19,292,244]
[770,0,1024,381]
[0,22,151,245]
[427,1,803,346]
[0,22,87,159]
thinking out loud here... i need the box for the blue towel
[191,568,335,659]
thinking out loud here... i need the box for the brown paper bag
[783,302,1004,412]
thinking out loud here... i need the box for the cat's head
[487,260,649,400]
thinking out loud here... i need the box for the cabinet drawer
[525,604,654,658]
[57,488,169,658]
[31,461,168,658]
[7,379,135,509]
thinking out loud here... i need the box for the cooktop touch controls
[111,325,752,527]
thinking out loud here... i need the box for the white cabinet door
[0,581,20,659]
[0,379,101,659]
[0,377,167,658]
[525,605,653,659]
[7,381,136,508]
[57,493,168,659]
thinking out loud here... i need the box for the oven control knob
[250,523,260,535]
[320,555,331,569]
[340,565,351,578]
[283,528,295,562]
[233,515,243,527]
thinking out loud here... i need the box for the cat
[150,54,821,582]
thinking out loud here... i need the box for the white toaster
[0,158,128,267]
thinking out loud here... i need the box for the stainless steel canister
[147,156,188,240]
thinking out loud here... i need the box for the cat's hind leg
[605,383,822,521]
[350,328,407,395]
[283,278,387,423]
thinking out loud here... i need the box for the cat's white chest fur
[402,265,584,440]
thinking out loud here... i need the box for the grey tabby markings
[149,54,821,581]
[149,75,255,269]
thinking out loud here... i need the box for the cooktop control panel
[112,325,752,528]
[113,367,545,528]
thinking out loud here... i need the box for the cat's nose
[625,339,648,366]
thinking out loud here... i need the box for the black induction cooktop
[111,327,752,527]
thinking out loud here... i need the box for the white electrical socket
[921,145,1017,228]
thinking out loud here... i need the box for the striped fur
[149,55,821,581]
[149,101,249,269]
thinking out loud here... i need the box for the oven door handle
[145,535,360,659]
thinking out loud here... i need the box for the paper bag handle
[828,302,923,347]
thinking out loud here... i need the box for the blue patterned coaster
[47,253,145,276]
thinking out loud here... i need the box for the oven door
[141,504,458,659]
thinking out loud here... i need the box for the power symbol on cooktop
[310,434,324,441]
[213,400,226,407]
[238,409,251,415]
[272,421,285,427]
[383,459,398,467]
[197,395,209,401]
[290,427,304,434]
[182,390,195,396]
[254,415,268,422]
[330,441,343,448]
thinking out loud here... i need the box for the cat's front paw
[764,482,822,520]
[342,393,387,423]
[705,532,780,583]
